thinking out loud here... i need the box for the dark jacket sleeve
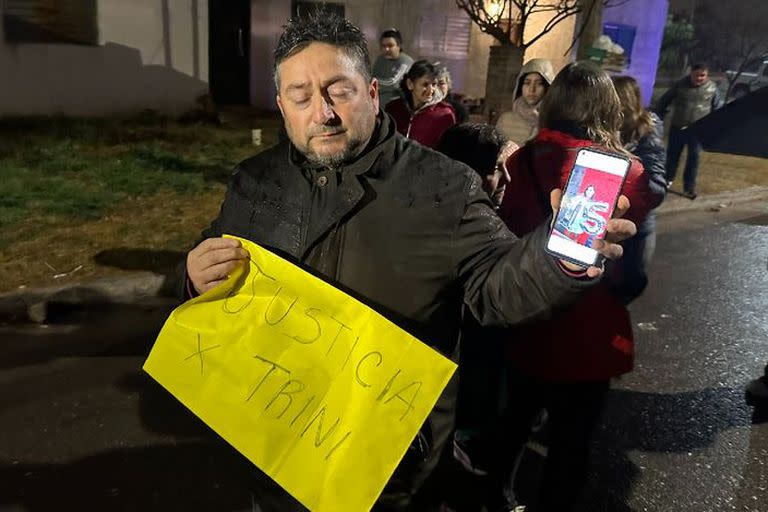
[712,86,725,110]
[634,115,668,208]
[453,170,596,328]
[655,82,678,119]
[176,166,243,300]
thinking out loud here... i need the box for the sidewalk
[2,185,766,325]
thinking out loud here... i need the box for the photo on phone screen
[546,149,630,267]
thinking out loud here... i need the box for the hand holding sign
[145,236,456,511]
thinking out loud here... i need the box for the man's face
[521,73,546,106]
[407,75,437,108]
[691,69,709,87]
[276,43,379,168]
[380,37,401,59]
[482,141,517,207]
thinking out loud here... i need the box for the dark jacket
[657,76,723,128]
[385,97,456,148]
[500,127,654,381]
[629,114,667,212]
[445,93,469,124]
[191,114,595,509]
[609,114,667,303]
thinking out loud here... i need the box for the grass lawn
[0,112,766,294]
[0,113,281,293]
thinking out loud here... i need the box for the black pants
[666,127,702,193]
[489,371,610,512]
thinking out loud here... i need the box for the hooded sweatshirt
[495,58,555,145]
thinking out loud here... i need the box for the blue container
[603,22,636,64]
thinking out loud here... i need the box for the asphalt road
[0,201,766,512]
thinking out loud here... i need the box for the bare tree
[455,0,631,51]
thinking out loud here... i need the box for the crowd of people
[179,11,736,512]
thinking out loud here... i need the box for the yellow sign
[143,236,457,512]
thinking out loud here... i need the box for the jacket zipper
[299,175,316,261]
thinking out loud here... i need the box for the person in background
[491,61,655,512]
[495,58,554,145]
[611,75,668,303]
[436,64,470,124]
[372,28,414,107]
[436,123,516,207]
[385,60,457,148]
[655,63,723,199]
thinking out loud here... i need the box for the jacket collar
[537,123,593,146]
[287,111,396,179]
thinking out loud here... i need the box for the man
[371,28,414,107]
[656,64,723,199]
[183,12,635,511]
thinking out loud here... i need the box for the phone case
[545,148,632,268]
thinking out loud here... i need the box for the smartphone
[546,148,631,268]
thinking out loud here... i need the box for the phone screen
[546,149,630,267]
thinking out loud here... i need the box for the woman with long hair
[384,60,457,148]
[611,75,668,302]
[482,61,656,512]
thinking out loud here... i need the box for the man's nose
[311,96,335,124]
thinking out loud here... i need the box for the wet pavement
[0,201,767,511]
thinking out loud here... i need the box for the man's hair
[273,10,371,89]
[436,123,508,176]
[380,28,403,46]
[691,63,709,72]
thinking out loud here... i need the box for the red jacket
[385,98,456,148]
[499,128,655,381]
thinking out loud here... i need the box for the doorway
[209,0,251,104]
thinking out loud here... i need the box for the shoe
[683,190,697,200]
[746,376,768,407]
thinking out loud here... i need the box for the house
[0,0,668,117]
[0,0,208,117]
[249,0,579,112]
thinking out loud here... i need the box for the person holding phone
[481,61,656,512]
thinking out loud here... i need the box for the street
[1,201,767,512]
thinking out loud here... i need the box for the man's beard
[304,135,365,168]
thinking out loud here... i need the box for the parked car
[726,56,768,100]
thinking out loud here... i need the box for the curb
[657,186,768,215]
[0,272,174,324]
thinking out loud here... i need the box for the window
[3,0,98,44]
[416,12,471,59]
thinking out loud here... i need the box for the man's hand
[550,189,637,279]
[187,238,249,294]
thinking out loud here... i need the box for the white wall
[0,0,208,117]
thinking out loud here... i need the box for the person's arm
[177,166,249,300]
[636,116,668,208]
[376,63,410,87]
[453,169,631,328]
[712,86,725,111]
[654,84,677,119]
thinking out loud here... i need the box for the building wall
[523,7,578,74]
[0,0,208,117]
[603,0,668,105]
